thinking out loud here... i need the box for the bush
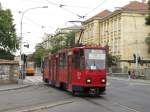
[0,49,14,60]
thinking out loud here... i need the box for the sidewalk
[0,84,30,92]
[0,75,42,92]
[108,76,150,84]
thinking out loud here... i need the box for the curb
[108,76,150,84]
[14,100,74,112]
[0,85,31,92]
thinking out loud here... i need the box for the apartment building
[77,10,111,45]
[76,1,150,71]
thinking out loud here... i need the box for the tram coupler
[89,88,96,94]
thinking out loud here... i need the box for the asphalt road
[34,78,150,112]
[0,74,150,112]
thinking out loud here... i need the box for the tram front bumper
[72,85,106,94]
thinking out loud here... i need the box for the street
[0,0,150,112]
[0,73,150,112]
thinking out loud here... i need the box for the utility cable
[23,16,55,30]
[81,0,108,19]
[46,0,91,9]
[24,0,48,4]
[45,0,86,19]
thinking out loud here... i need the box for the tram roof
[57,45,105,53]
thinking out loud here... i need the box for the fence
[0,59,19,84]
[108,66,150,80]
[145,68,150,79]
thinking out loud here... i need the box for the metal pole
[135,40,138,77]
[132,15,138,76]
[19,6,48,84]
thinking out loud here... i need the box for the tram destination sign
[88,50,105,60]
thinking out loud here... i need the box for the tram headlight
[86,79,92,84]
[101,79,106,83]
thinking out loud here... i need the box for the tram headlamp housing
[101,79,106,83]
[86,79,92,84]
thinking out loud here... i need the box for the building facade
[76,1,150,72]
[77,10,111,45]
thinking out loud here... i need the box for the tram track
[1,98,74,112]
[0,84,46,95]
[84,97,115,112]
[0,79,147,112]
[83,96,141,112]
[0,84,74,112]
[2,95,141,112]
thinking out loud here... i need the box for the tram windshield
[84,49,106,70]
[27,62,34,67]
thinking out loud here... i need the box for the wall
[0,60,19,84]
[122,12,150,70]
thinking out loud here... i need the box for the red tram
[42,45,107,95]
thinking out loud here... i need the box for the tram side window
[72,51,80,68]
[72,49,84,69]
[63,53,67,67]
[44,59,48,68]
[59,53,67,68]
[59,56,63,67]
[80,49,84,69]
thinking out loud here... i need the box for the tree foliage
[145,34,150,53]
[33,47,48,67]
[49,35,66,53]
[105,45,118,68]
[33,31,75,66]
[146,0,150,25]
[145,0,150,53]
[0,49,14,60]
[0,6,19,52]
[64,31,75,48]
[49,31,75,53]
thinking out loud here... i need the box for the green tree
[105,45,118,67]
[49,31,75,53]
[145,0,150,53]
[0,49,14,60]
[0,5,19,52]
[146,0,150,25]
[49,35,65,53]
[145,34,150,53]
[64,31,75,48]
[33,47,48,67]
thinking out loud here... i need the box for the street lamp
[19,6,48,83]
[131,15,139,76]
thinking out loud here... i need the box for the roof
[83,10,112,23]
[83,1,148,24]
[121,1,148,11]
[94,10,112,18]
[61,26,84,31]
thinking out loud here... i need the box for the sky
[0,0,145,55]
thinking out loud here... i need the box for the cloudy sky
[0,0,145,54]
